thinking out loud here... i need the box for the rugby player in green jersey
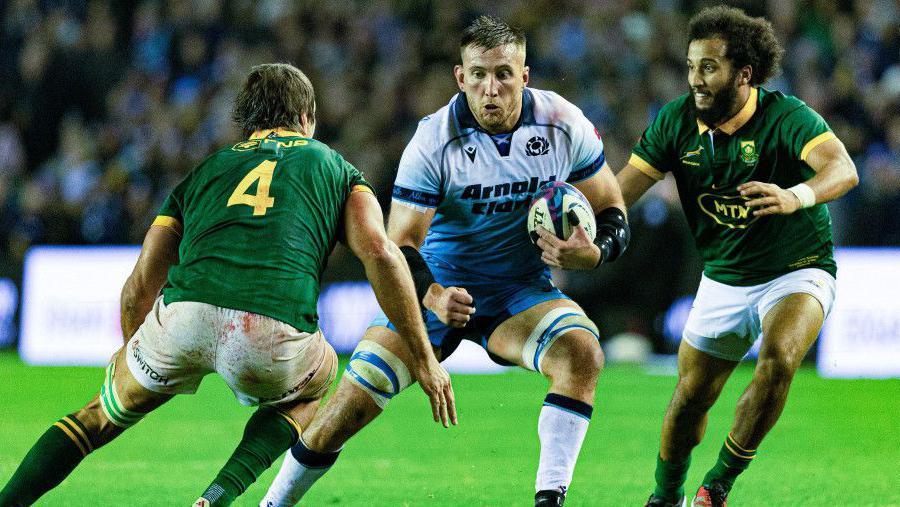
[0,63,454,507]
[616,7,858,507]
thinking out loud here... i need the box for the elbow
[846,169,859,190]
[840,156,859,191]
[120,277,141,312]
[121,275,153,312]
[362,237,403,267]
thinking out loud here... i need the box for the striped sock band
[99,362,145,428]
[723,433,757,461]
[52,415,94,457]
[702,433,757,491]
[277,410,303,444]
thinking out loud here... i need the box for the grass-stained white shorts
[125,297,337,406]
[682,268,836,361]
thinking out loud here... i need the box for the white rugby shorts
[125,297,337,406]
[682,268,836,361]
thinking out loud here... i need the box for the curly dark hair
[233,63,316,137]
[688,5,784,86]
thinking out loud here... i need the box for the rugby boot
[645,494,687,507]
[534,488,565,506]
[691,484,728,507]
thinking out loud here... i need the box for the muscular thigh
[486,299,598,371]
[756,269,832,366]
[758,293,824,367]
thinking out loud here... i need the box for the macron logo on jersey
[460,175,556,215]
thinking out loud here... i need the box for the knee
[345,340,413,409]
[754,355,797,388]
[545,335,604,384]
[671,378,719,414]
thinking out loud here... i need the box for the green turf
[0,351,897,506]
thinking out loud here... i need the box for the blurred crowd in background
[1,0,898,351]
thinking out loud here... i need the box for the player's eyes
[703,65,715,72]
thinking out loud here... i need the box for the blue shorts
[369,267,569,364]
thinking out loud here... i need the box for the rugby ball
[527,181,596,243]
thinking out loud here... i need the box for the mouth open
[484,104,500,113]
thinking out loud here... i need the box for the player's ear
[738,65,752,86]
[523,66,530,86]
[453,65,465,91]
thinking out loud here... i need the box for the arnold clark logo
[697,193,759,229]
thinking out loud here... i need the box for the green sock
[652,454,691,502]
[198,407,299,506]
[0,415,93,506]
[701,433,756,493]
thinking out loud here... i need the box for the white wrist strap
[788,183,816,209]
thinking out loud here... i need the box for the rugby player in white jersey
[261,16,630,507]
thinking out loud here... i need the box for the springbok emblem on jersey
[681,145,703,166]
[740,140,758,164]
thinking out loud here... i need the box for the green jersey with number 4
[629,87,837,286]
[154,133,372,332]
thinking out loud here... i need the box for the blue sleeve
[392,120,442,208]
[566,112,605,184]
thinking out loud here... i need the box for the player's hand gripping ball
[527,181,596,243]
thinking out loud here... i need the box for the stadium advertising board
[818,248,900,378]
[21,246,897,377]
[20,246,140,365]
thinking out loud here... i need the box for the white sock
[260,440,338,507]
[535,395,593,494]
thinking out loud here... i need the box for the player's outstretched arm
[387,202,476,328]
[617,163,659,208]
[741,138,859,216]
[343,191,457,427]
[120,224,181,340]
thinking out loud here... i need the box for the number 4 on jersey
[228,160,276,215]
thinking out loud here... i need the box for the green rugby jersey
[630,87,837,286]
[153,131,372,332]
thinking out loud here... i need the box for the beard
[689,75,740,128]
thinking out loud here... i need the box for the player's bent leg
[261,325,428,507]
[199,338,340,507]
[196,402,313,507]
[487,300,602,505]
[700,293,824,496]
[0,346,172,506]
[650,340,738,505]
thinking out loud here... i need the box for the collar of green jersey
[249,128,305,139]
[697,86,758,136]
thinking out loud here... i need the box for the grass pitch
[0,351,897,506]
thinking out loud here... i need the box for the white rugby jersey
[392,88,605,282]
